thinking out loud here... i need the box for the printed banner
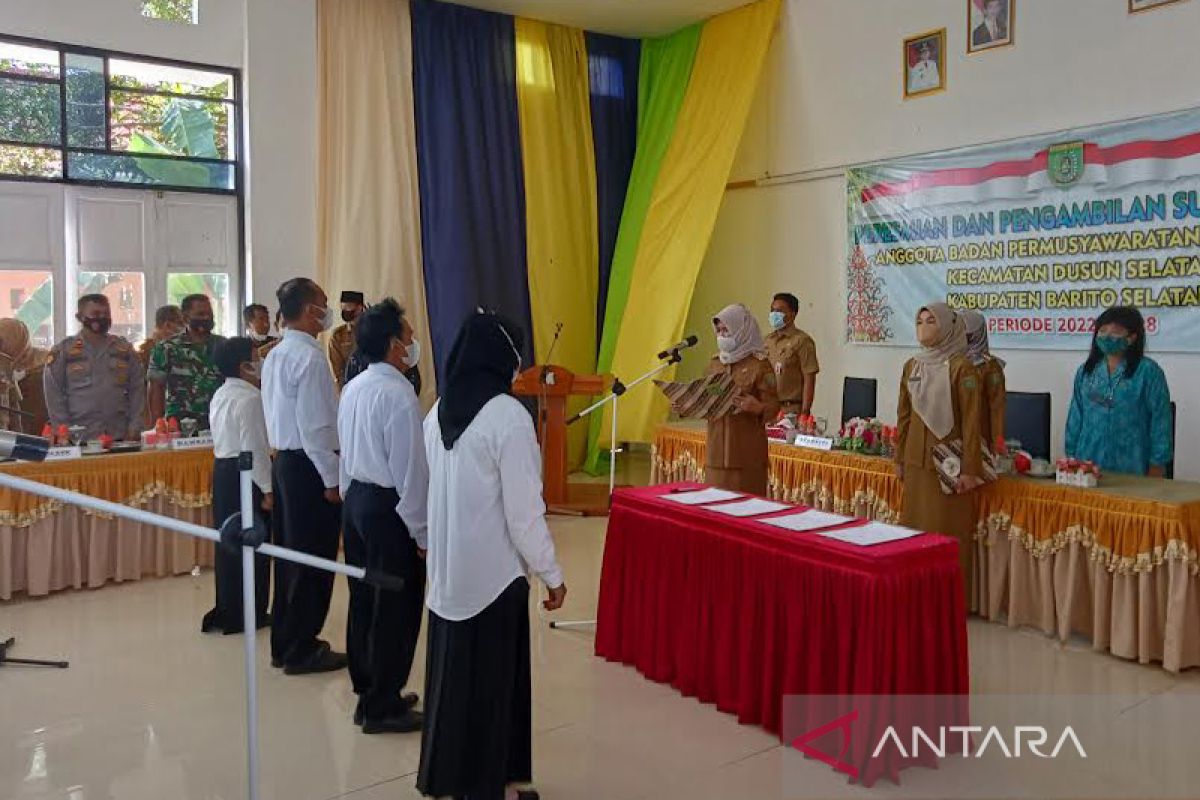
[846,108,1200,351]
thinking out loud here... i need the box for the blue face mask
[768,311,787,330]
[1095,335,1130,356]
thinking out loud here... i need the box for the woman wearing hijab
[0,319,50,433]
[896,304,984,604]
[702,304,780,495]
[418,312,565,800]
[961,310,1007,451]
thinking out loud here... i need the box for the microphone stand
[551,347,685,631]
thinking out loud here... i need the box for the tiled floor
[4,487,1200,799]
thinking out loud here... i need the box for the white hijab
[712,304,767,365]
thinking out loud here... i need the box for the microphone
[541,322,563,385]
[657,335,698,361]
[0,430,51,462]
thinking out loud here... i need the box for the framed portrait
[903,29,946,99]
[967,0,1014,53]
[1129,0,1189,12]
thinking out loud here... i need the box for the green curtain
[584,23,701,472]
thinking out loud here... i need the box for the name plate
[793,435,834,451]
[45,446,82,461]
[170,435,214,450]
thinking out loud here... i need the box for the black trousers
[270,449,341,666]
[417,578,532,800]
[343,480,426,717]
[202,457,270,633]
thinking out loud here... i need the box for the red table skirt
[594,485,970,787]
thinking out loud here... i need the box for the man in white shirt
[417,312,565,800]
[202,337,272,635]
[338,299,428,734]
[261,278,346,675]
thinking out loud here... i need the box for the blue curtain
[412,0,534,386]
[584,33,641,350]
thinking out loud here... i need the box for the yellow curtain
[605,0,780,444]
[316,0,437,409]
[515,19,599,466]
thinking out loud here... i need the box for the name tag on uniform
[793,435,834,451]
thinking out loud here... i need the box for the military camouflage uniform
[43,333,145,440]
[147,330,225,428]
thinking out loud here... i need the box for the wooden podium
[512,365,606,513]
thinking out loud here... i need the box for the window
[141,0,198,25]
[0,36,238,193]
[0,270,54,349]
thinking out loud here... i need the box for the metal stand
[552,350,685,632]
[0,636,69,668]
[0,454,403,800]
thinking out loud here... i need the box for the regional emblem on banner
[1048,141,1085,186]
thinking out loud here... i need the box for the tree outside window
[141,0,198,25]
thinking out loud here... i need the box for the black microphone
[657,335,698,361]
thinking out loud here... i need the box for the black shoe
[355,692,418,726]
[361,708,423,734]
[284,643,348,675]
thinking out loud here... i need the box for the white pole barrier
[0,460,402,800]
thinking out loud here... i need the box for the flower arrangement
[836,417,895,456]
[1055,458,1102,488]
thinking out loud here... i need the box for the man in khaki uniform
[764,292,820,416]
[44,294,145,441]
[328,290,366,390]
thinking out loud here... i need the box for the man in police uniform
[765,292,820,417]
[147,293,225,429]
[329,291,366,391]
[44,294,145,441]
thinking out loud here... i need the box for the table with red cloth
[594,484,970,787]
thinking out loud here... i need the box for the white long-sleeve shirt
[423,395,564,621]
[261,329,340,488]
[338,362,429,548]
[209,378,273,494]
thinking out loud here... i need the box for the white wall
[0,0,318,310]
[688,0,1200,477]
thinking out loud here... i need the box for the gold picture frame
[967,0,1014,54]
[903,28,947,100]
[1129,0,1189,13]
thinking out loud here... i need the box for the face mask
[311,304,335,332]
[188,318,215,334]
[716,335,737,353]
[1096,335,1130,356]
[82,316,112,336]
[248,330,268,343]
[12,368,26,383]
[404,338,421,368]
[768,311,786,330]
[341,309,357,324]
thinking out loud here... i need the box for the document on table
[659,488,744,505]
[701,498,791,517]
[760,510,853,533]
[814,521,922,546]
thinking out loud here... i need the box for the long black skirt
[417,577,532,800]
[201,457,270,634]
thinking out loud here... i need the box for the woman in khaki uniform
[704,304,780,495]
[0,319,50,433]
[896,304,984,605]
[962,310,1006,451]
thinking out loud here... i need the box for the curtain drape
[607,0,781,445]
[316,0,437,407]
[411,0,534,386]
[515,19,600,467]
[584,32,641,347]
[584,24,701,471]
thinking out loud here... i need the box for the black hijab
[438,311,523,449]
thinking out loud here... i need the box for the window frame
[0,33,242,198]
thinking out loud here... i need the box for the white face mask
[404,338,421,368]
[12,368,26,383]
[310,304,335,332]
[716,335,737,353]
[248,330,268,343]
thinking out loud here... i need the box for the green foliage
[141,0,196,24]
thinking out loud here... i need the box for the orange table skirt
[652,422,1200,671]
[0,448,215,600]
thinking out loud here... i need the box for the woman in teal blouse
[1065,306,1173,476]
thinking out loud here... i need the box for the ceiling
[446,0,754,37]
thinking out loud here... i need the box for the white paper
[659,488,744,505]
[815,521,922,547]
[701,498,791,517]
[760,510,853,532]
